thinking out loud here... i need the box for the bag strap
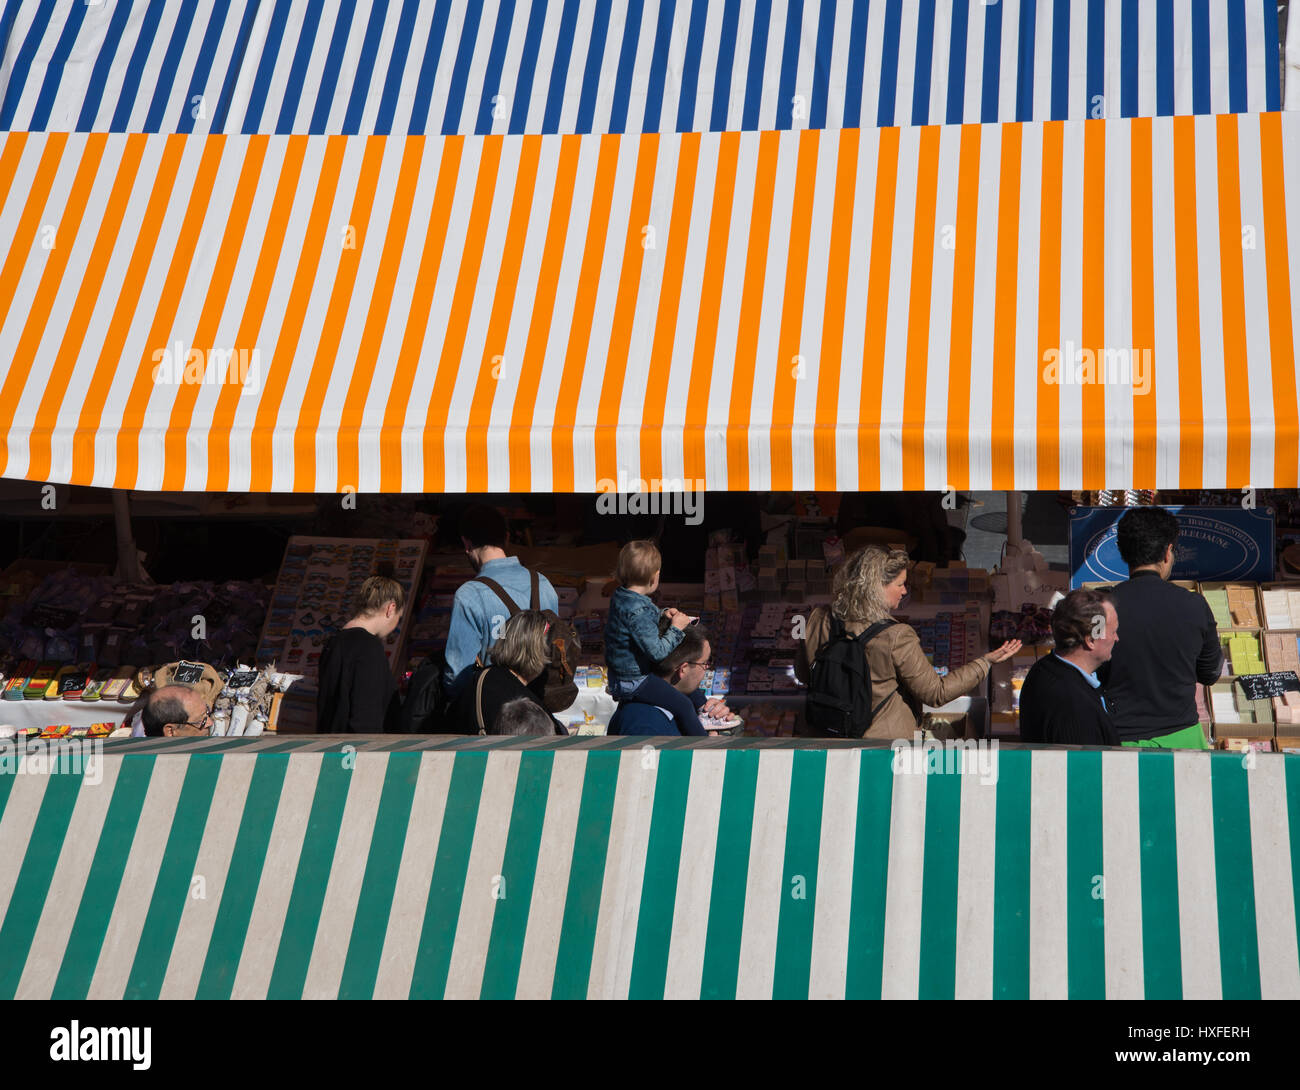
[861,618,897,644]
[475,668,490,736]
[475,576,521,617]
[529,568,540,612]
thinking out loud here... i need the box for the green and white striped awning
[0,738,1296,1000]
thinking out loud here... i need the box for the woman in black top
[445,611,566,735]
[316,576,405,733]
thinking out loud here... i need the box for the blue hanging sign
[1069,506,1275,588]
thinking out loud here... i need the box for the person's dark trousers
[621,675,708,736]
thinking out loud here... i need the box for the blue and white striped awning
[0,0,1284,136]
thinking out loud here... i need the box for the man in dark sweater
[1098,508,1222,749]
[1020,589,1120,745]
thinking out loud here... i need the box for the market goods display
[1200,583,1261,628]
[1273,692,1300,727]
[1261,587,1300,629]
[0,568,270,668]
[1207,680,1272,727]
[209,666,299,737]
[1221,631,1265,676]
[990,605,1054,645]
[256,536,426,679]
[1263,632,1300,672]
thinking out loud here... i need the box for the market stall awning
[1,742,1296,1000]
[0,111,1297,493]
[0,0,1282,135]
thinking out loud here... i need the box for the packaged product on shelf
[1262,631,1300,673]
[1271,691,1300,727]
[1208,679,1273,732]
[1199,583,1261,629]
[1261,585,1300,629]
[1220,631,1265,676]
[1220,738,1274,754]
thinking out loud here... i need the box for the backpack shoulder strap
[475,667,490,735]
[861,618,897,644]
[529,568,540,611]
[475,576,521,617]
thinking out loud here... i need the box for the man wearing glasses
[141,685,214,738]
[607,625,735,735]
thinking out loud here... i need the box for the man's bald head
[143,685,211,738]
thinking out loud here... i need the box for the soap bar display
[1261,587,1300,629]
[1263,631,1300,673]
[1207,680,1272,727]
[1220,631,1265,675]
[1199,583,1261,628]
[1272,690,1300,727]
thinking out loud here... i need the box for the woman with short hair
[444,611,566,735]
[317,575,406,733]
[794,546,1020,739]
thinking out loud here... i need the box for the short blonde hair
[490,610,551,680]
[616,540,661,586]
[353,575,405,618]
[832,546,909,625]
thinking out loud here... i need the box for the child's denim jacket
[604,586,685,682]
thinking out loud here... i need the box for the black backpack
[805,616,896,738]
[397,654,449,733]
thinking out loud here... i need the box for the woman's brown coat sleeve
[890,624,990,707]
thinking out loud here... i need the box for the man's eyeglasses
[685,660,713,669]
[183,710,214,732]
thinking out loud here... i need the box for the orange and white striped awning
[0,112,1297,493]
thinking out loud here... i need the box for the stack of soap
[1226,585,1260,627]
[1262,588,1300,629]
[1273,691,1300,725]
[1225,632,1264,675]
[1264,632,1300,672]
[1202,588,1232,627]
[1211,686,1240,723]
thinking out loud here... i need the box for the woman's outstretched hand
[983,639,1023,664]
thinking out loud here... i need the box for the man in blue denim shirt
[442,504,558,695]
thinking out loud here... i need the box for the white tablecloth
[0,698,134,733]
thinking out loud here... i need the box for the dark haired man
[1099,507,1222,749]
[607,625,733,735]
[1019,590,1119,745]
[443,503,559,695]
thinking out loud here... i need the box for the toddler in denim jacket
[605,540,705,736]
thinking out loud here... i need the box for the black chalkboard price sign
[1237,671,1300,701]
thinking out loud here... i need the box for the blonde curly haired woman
[794,546,1021,739]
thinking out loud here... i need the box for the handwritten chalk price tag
[1236,671,1300,701]
[172,661,206,685]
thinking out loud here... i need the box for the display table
[0,700,133,734]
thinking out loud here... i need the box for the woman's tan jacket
[794,606,990,739]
